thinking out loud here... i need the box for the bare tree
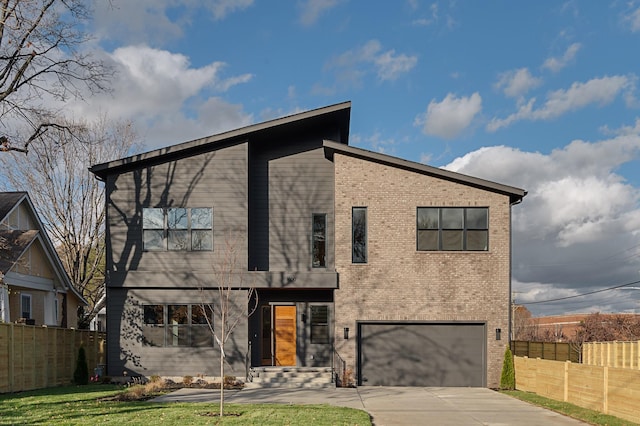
[0,116,139,326]
[1,0,111,154]
[199,235,258,418]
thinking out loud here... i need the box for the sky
[59,1,640,316]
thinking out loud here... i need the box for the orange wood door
[274,306,296,366]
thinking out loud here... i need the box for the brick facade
[333,152,514,388]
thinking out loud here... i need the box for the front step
[247,367,335,389]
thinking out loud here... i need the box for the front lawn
[0,385,371,425]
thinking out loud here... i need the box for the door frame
[261,302,297,366]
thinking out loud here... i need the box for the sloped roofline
[90,101,352,179]
[323,140,527,205]
[0,192,88,305]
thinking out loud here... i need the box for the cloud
[325,40,417,87]
[443,130,640,314]
[495,68,543,98]
[623,7,640,32]
[414,93,482,139]
[63,45,253,148]
[542,43,582,73]
[488,75,636,131]
[299,0,341,26]
[92,0,253,45]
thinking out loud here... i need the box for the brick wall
[333,153,514,388]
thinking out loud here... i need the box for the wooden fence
[515,356,640,424]
[0,323,106,393]
[583,341,640,369]
[510,340,579,362]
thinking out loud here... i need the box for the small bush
[149,375,161,383]
[73,346,89,385]
[182,375,193,386]
[500,345,516,390]
[223,375,236,386]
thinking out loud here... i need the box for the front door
[260,305,297,366]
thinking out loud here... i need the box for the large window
[310,305,330,344]
[352,207,367,263]
[417,207,488,251]
[143,207,213,251]
[143,304,213,347]
[312,213,326,268]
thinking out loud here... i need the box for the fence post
[564,361,569,402]
[8,323,14,392]
[603,365,608,414]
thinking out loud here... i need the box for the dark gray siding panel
[358,322,486,387]
[105,143,248,288]
[248,131,338,272]
[107,288,249,378]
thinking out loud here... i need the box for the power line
[521,280,640,305]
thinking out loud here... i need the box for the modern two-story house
[90,102,525,388]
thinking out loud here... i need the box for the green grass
[502,390,639,426]
[0,385,371,425]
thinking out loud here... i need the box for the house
[90,102,526,388]
[0,192,87,327]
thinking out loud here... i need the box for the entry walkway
[152,386,589,426]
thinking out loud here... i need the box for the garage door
[358,322,486,387]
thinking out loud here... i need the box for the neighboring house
[90,102,526,388]
[0,192,87,327]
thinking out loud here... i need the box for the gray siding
[105,143,249,288]
[107,287,249,378]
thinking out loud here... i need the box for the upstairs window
[417,207,488,251]
[21,294,32,319]
[143,207,213,251]
[352,207,367,263]
[312,214,326,268]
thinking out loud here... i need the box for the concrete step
[248,367,334,389]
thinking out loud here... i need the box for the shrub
[182,375,193,386]
[149,375,161,383]
[500,345,516,390]
[223,375,236,387]
[73,346,89,385]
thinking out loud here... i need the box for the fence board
[511,341,578,362]
[583,341,640,369]
[0,323,106,393]
[515,356,640,424]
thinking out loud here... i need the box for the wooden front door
[274,305,296,366]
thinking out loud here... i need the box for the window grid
[143,304,213,347]
[417,207,489,251]
[142,208,213,251]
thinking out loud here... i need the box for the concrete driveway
[153,386,589,426]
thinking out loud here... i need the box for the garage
[357,322,486,387]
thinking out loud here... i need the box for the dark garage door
[358,322,486,387]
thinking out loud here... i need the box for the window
[312,214,326,268]
[310,305,330,344]
[417,207,488,251]
[143,304,213,347]
[21,294,32,319]
[352,207,367,263]
[143,207,213,251]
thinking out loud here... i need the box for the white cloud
[325,40,417,87]
[623,7,640,32]
[414,92,482,139]
[443,130,640,314]
[488,75,636,131]
[495,68,543,98]
[299,0,341,26]
[542,43,581,73]
[62,45,253,148]
[92,1,253,45]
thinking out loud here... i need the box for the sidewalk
[152,386,589,426]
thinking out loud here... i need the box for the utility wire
[521,280,640,305]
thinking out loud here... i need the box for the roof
[0,229,38,275]
[0,192,88,305]
[0,192,27,222]
[323,140,527,205]
[90,101,352,179]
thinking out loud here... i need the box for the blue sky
[70,1,640,316]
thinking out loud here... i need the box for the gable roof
[0,192,88,305]
[90,101,352,179]
[323,140,526,205]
